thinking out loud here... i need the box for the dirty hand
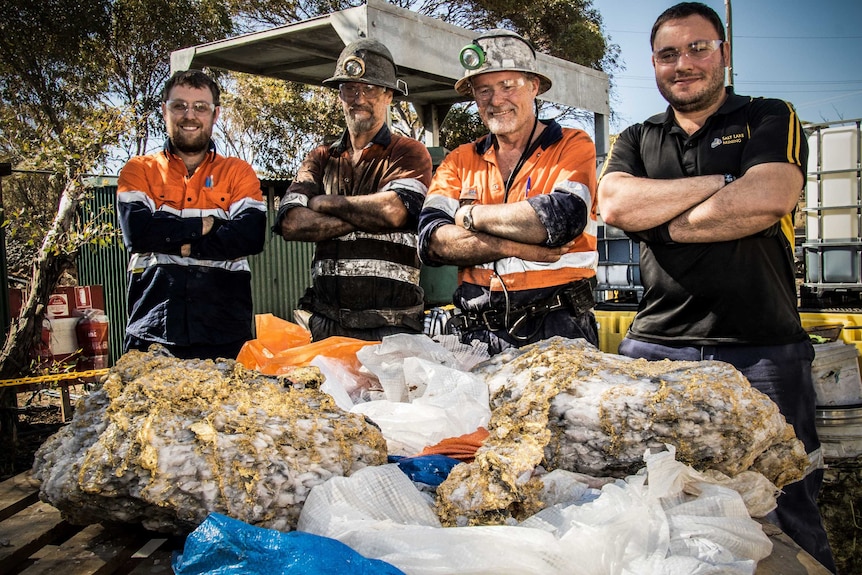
[521,240,575,263]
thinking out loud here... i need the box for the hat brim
[322,76,405,97]
[454,71,552,97]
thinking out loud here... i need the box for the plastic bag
[298,450,772,575]
[350,357,491,455]
[173,512,406,575]
[236,312,374,375]
[357,334,463,402]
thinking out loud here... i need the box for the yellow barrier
[595,309,862,369]
[594,309,637,354]
[0,368,110,422]
[0,369,110,389]
[800,312,862,370]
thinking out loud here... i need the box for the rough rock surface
[32,346,388,534]
[436,337,808,526]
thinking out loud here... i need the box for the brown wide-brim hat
[323,38,406,96]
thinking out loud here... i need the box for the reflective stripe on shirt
[128,252,251,273]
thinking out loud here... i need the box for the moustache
[672,73,702,82]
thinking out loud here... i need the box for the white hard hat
[455,29,552,97]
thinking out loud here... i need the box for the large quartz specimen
[33,346,388,534]
[436,337,808,526]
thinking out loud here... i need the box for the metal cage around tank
[801,118,862,308]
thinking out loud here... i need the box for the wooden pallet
[0,471,832,575]
[0,472,182,575]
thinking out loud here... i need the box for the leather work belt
[314,302,426,331]
[450,277,597,335]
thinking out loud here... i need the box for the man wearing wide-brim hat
[274,39,432,341]
[418,29,600,354]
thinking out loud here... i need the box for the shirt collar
[474,118,563,156]
[329,124,393,156]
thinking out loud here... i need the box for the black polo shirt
[602,88,808,345]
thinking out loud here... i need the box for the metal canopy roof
[170,0,610,148]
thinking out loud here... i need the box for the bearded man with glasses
[117,69,267,360]
[598,3,835,571]
[274,39,432,341]
[418,29,599,354]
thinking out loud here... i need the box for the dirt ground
[2,389,861,574]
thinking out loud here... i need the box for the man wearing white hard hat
[274,39,433,341]
[418,30,599,354]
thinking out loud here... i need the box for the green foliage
[463,0,614,71]
[225,0,354,31]
[107,0,234,157]
[0,0,112,126]
[218,74,341,178]
[440,103,489,149]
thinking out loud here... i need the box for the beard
[480,104,531,137]
[345,105,379,135]
[171,123,212,155]
[483,113,515,135]
[656,65,726,114]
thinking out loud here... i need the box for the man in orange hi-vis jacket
[418,30,599,355]
[117,70,267,360]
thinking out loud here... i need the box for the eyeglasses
[471,77,528,103]
[339,83,387,100]
[165,100,217,116]
[653,40,724,66]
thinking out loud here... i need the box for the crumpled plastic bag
[236,314,375,376]
[350,357,491,455]
[298,447,772,575]
[356,334,465,402]
[173,512,406,575]
[347,334,492,456]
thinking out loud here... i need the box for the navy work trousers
[619,338,836,574]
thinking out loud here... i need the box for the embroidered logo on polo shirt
[711,138,722,148]
[721,133,745,145]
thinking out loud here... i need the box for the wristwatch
[724,173,735,186]
[461,204,476,232]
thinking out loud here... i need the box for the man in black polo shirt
[598,2,834,571]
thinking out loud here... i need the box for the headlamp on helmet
[342,56,366,79]
[322,39,407,96]
[459,44,485,70]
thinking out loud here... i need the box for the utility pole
[725,0,734,86]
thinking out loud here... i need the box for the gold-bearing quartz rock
[33,345,387,534]
[436,337,808,527]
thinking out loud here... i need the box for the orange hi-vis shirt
[420,119,598,293]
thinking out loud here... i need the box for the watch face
[463,207,474,231]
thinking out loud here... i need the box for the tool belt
[450,277,597,335]
[313,302,425,331]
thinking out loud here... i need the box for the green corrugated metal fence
[77,182,313,366]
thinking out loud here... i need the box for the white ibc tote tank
[803,120,862,290]
[806,122,861,242]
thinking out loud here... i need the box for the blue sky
[591,0,862,132]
